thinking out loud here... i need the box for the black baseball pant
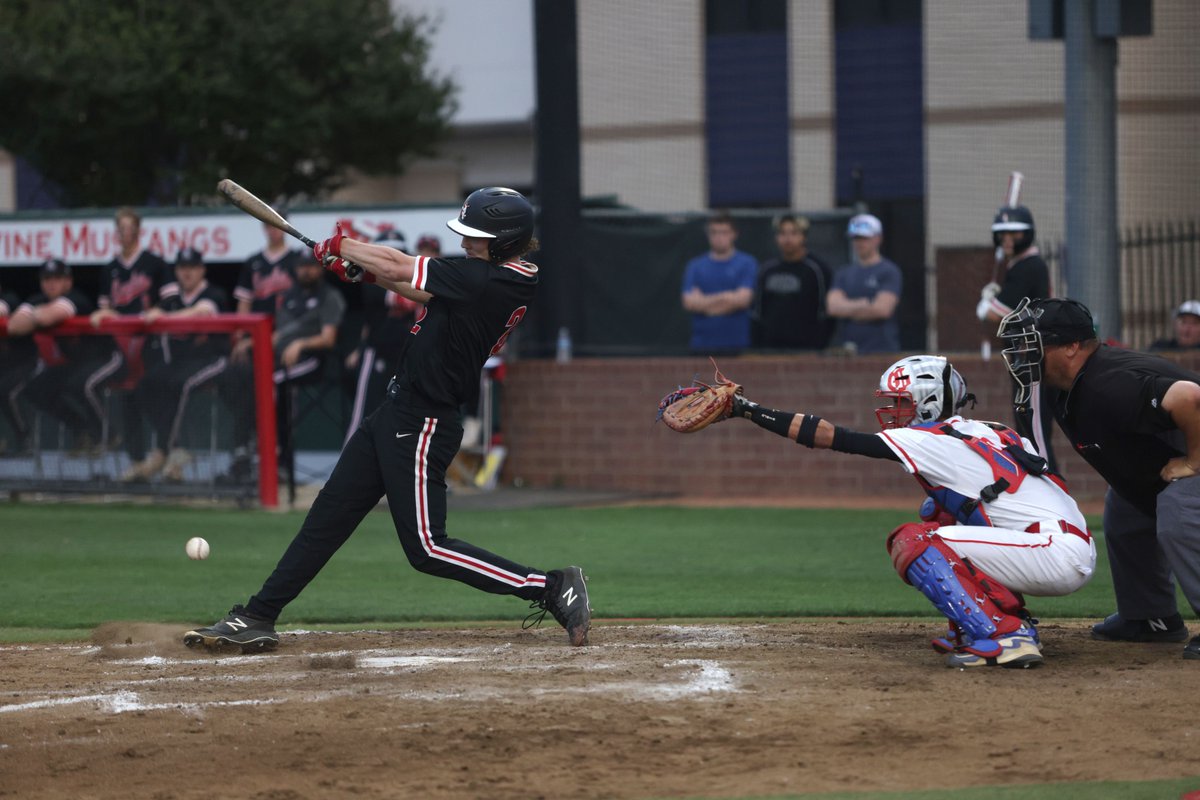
[246,385,548,622]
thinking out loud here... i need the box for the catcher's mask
[997,296,1096,405]
[874,355,975,430]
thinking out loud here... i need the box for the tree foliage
[0,0,457,207]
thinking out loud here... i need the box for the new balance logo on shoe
[226,618,249,631]
[1148,618,1169,632]
[522,567,591,647]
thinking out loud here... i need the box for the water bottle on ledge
[555,327,572,364]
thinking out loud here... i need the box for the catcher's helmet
[447,187,534,262]
[991,205,1035,253]
[875,355,974,430]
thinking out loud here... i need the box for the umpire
[185,187,591,653]
[998,297,1200,660]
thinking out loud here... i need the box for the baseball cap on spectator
[416,234,441,254]
[1030,298,1097,344]
[176,247,204,266]
[847,214,882,238]
[374,227,407,250]
[1175,300,1200,319]
[40,258,71,276]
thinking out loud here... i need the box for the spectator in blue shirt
[826,213,902,354]
[681,211,758,352]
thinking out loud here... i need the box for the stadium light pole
[1063,0,1120,341]
[533,0,582,357]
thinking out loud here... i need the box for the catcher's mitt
[657,360,743,433]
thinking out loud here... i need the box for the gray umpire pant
[1102,477,1200,620]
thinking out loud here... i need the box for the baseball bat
[216,179,317,248]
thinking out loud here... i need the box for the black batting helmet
[447,187,534,262]
[991,205,1035,253]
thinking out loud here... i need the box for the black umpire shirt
[397,256,538,408]
[1050,344,1197,516]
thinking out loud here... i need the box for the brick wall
[502,352,1200,505]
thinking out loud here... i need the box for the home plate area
[1,620,1196,799]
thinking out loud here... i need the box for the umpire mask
[997,298,1044,406]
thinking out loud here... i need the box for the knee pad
[888,524,1025,643]
[886,522,941,583]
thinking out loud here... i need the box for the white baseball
[185,537,210,560]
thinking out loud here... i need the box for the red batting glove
[325,257,375,284]
[313,227,346,263]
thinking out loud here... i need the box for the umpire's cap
[40,258,71,276]
[1029,298,1097,345]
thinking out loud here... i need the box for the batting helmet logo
[886,367,911,392]
[459,198,470,221]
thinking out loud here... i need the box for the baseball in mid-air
[185,537,210,560]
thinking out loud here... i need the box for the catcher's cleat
[524,566,592,646]
[944,627,1043,669]
[1091,612,1189,643]
[183,605,279,654]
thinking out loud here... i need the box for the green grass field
[0,502,1117,637]
[3,502,1198,800]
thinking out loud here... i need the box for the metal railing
[1042,219,1200,349]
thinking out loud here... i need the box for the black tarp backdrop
[566,209,855,357]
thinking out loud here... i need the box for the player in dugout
[687,354,1096,668]
[185,187,591,653]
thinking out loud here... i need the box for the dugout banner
[0,206,462,268]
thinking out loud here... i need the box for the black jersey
[1050,345,1198,515]
[2,290,37,363]
[751,254,834,349]
[19,288,97,361]
[235,248,298,314]
[394,256,537,408]
[362,283,420,350]
[156,281,231,360]
[996,250,1050,311]
[100,250,170,313]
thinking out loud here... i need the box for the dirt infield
[2,620,1198,799]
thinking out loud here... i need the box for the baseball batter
[722,354,1095,668]
[977,204,1057,469]
[185,187,590,653]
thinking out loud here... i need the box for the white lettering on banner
[0,208,460,267]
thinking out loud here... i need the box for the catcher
[659,356,1096,668]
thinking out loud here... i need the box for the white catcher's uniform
[878,416,1095,596]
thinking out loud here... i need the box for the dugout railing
[0,314,278,508]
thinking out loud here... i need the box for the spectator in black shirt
[999,297,1200,661]
[751,214,834,350]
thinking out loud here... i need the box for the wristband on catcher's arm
[796,414,822,447]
